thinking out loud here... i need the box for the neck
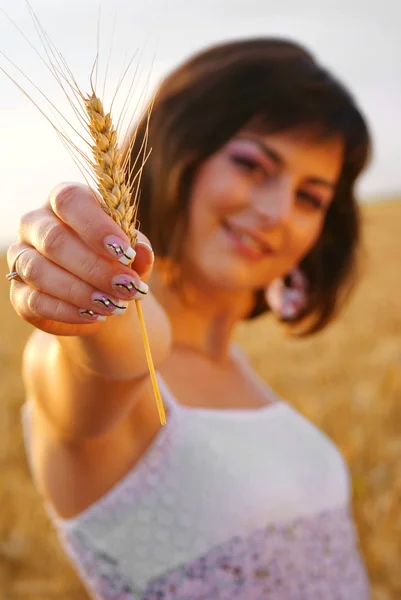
[150,263,254,361]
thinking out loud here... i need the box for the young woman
[7,38,371,598]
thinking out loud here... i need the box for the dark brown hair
[126,38,371,335]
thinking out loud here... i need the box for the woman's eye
[231,155,266,176]
[297,191,325,210]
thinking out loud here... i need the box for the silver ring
[6,247,31,283]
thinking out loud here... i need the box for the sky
[0,0,400,248]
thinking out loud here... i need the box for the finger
[131,241,154,281]
[47,182,143,265]
[7,245,134,318]
[19,207,153,281]
[6,241,29,272]
[19,202,154,281]
[18,213,150,300]
[10,281,107,325]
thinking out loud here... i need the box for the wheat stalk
[85,91,166,426]
[1,4,166,426]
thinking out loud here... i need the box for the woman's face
[182,129,344,294]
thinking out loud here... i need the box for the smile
[222,221,274,261]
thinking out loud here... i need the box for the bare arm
[23,292,171,441]
[10,183,171,442]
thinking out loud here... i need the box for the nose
[252,177,293,228]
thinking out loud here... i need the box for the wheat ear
[85,92,166,426]
[1,5,165,423]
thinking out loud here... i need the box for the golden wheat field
[0,199,400,599]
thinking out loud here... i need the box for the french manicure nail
[91,292,128,315]
[104,235,136,265]
[136,241,155,264]
[79,309,107,321]
[112,275,149,299]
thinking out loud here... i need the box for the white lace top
[22,360,370,600]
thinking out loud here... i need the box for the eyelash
[231,154,325,210]
[297,191,324,210]
[231,155,267,176]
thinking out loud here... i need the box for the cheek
[190,157,249,223]
[288,214,325,263]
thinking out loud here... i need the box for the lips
[222,220,274,257]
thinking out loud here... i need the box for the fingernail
[104,235,136,265]
[111,275,149,299]
[79,309,107,321]
[91,292,128,316]
[136,241,154,265]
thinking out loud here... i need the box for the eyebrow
[238,136,337,190]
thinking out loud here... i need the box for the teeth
[224,222,265,253]
[233,229,263,252]
[237,232,261,250]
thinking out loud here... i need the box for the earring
[265,267,308,320]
